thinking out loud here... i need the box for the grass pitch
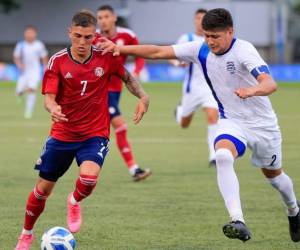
[0,82,299,250]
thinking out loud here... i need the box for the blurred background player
[171,9,218,166]
[15,10,149,250]
[95,5,151,181]
[13,25,48,119]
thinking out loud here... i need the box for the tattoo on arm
[121,69,147,98]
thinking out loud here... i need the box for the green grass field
[0,82,300,250]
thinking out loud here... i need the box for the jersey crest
[226,61,236,74]
[95,67,104,77]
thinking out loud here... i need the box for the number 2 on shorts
[269,154,277,166]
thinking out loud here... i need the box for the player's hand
[50,105,68,123]
[235,87,255,99]
[96,37,120,56]
[133,95,149,124]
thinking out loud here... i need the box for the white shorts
[16,72,40,94]
[181,90,218,117]
[214,119,282,169]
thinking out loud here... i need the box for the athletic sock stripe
[80,178,97,186]
[115,124,128,133]
[33,188,47,200]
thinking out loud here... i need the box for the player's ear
[67,27,72,38]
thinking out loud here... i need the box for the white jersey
[173,38,278,128]
[13,40,48,74]
[177,33,211,95]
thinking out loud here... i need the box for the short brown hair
[72,10,97,27]
[97,5,114,13]
[195,8,207,15]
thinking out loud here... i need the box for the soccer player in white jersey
[98,8,300,242]
[171,8,218,166]
[13,26,48,119]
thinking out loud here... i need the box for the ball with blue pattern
[41,226,76,250]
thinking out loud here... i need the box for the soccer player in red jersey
[94,5,151,181]
[15,10,149,250]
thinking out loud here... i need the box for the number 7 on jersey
[80,80,88,96]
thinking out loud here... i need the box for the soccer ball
[41,226,76,250]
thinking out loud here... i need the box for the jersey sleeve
[39,41,48,58]
[42,57,60,95]
[172,41,202,64]
[13,42,22,58]
[110,56,126,79]
[237,41,270,79]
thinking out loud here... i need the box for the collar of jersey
[215,38,236,56]
[67,46,93,64]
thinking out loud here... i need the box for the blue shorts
[108,91,121,119]
[34,136,109,182]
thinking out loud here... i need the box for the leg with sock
[67,174,98,233]
[115,124,136,170]
[207,123,218,165]
[15,185,51,250]
[265,169,300,242]
[115,123,152,181]
[203,107,219,166]
[215,147,251,242]
[216,148,244,223]
[24,90,36,119]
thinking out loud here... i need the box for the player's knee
[215,148,234,166]
[262,168,282,179]
[180,117,191,128]
[77,174,98,197]
[180,121,190,128]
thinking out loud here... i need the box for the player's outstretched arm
[121,69,149,124]
[44,94,68,122]
[235,74,277,99]
[98,37,177,60]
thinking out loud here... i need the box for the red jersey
[42,47,125,142]
[94,26,145,92]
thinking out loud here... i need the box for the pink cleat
[67,193,82,233]
[15,234,34,250]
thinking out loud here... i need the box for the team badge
[226,61,236,74]
[95,67,104,77]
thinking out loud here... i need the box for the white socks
[268,172,299,216]
[175,105,183,124]
[22,229,33,235]
[25,92,36,118]
[207,124,217,161]
[216,148,244,222]
[129,164,139,176]
[70,193,78,205]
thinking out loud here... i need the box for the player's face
[194,13,205,35]
[97,10,117,32]
[203,27,234,55]
[24,28,37,43]
[68,25,95,57]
